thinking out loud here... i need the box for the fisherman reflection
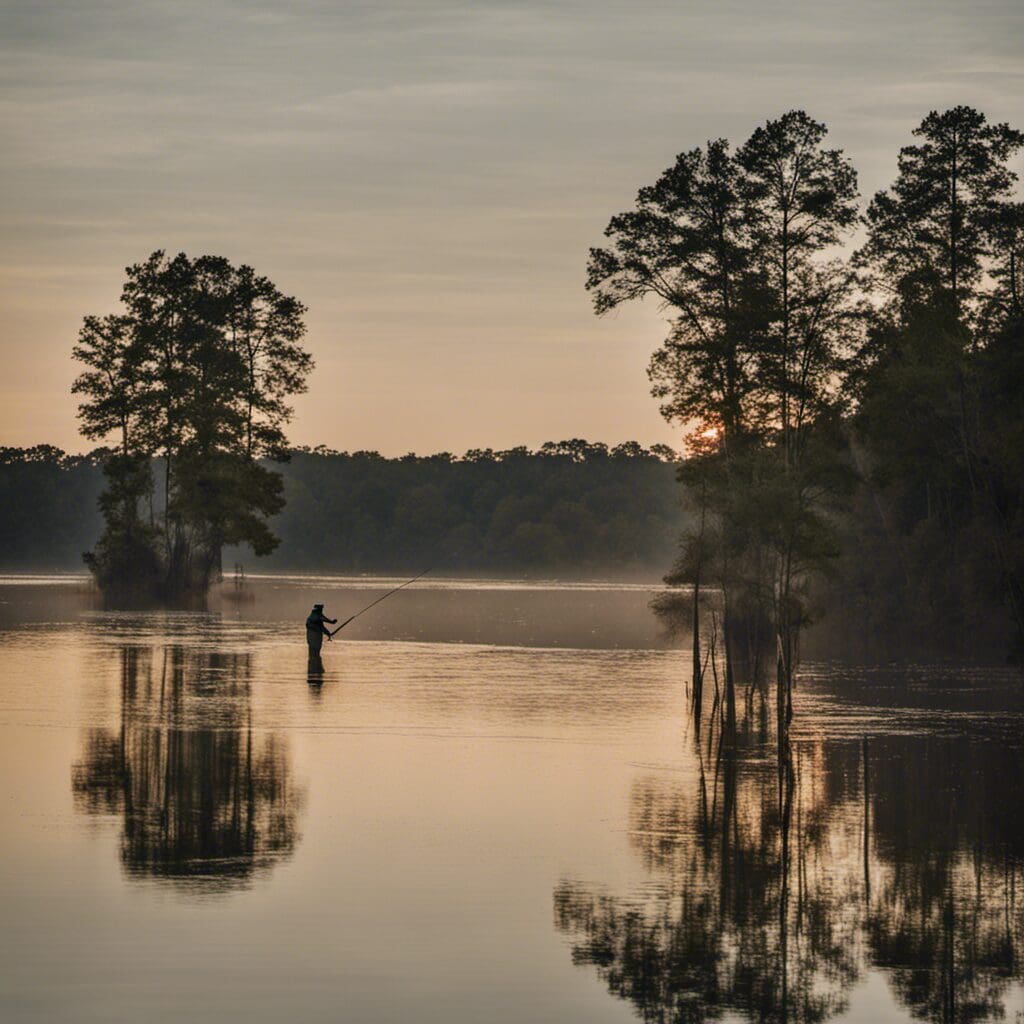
[307,652,325,695]
[72,644,302,892]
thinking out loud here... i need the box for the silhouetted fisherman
[306,603,337,656]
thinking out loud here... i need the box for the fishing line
[330,567,432,634]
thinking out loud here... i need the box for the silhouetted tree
[71,250,311,598]
[589,111,860,727]
[588,137,765,445]
[857,106,1024,321]
[847,106,1024,653]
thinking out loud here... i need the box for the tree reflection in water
[555,711,1024,1024]
[72,644,302,893]
[867,737,1024,1023]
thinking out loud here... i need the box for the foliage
[592,103,1024,663]
[590,110,861,707]
[71,251,311,598]
[0,442,682,575]
[857,106,1024,320]
[587,137,766,441]
[841,107,1024,655]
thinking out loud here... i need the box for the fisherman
[306,603,337,656]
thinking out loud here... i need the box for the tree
[848,108,1024,653]
[735,111,860,717]
[226,262,312,458]
[589,112,860,730]
[588,136,769,729]
[72,250,312,599]
[982,200,1024,325]
[72,313,157,590]
[588,138,765,446]
[737,110,860,465]
[857,106,1024,322]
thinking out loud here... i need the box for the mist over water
[1,574,1022,1022]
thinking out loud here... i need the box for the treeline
[0,446,105,568]
[0,441,682,574]
[594,104,1024,682]
[826,111,1024,658]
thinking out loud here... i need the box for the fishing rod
[330,567,432,635]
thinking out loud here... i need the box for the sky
[1,0,1022,456]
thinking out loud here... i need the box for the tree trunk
[724,601,737,737]
[692,569,703,723]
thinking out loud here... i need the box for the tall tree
[982,200,1024,325]
[589,114,860,729]
[849,108,1024,652]
[857,106,1024,322]
[227,263,311,458]
[736,111,860,717]
[72,313,158,589]
[72,250,313,599]
[737,110,860,465]
[588,138,767,446]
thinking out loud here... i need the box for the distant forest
[0,441,682,575]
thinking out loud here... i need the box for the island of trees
[69,250,312,600]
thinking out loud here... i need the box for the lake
[1,574,1022,1023]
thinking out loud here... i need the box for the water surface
[1,575,1022,1022]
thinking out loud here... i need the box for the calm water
[1,574,1022,1023]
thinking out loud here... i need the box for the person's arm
[325,617,337,624]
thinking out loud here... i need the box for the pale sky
[2,0,1022,455]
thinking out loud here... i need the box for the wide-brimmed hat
[313,603,324,609]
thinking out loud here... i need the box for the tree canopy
[71,251,312,598]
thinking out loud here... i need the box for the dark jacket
[306,609,337,635]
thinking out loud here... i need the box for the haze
[2,0,1021,455]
